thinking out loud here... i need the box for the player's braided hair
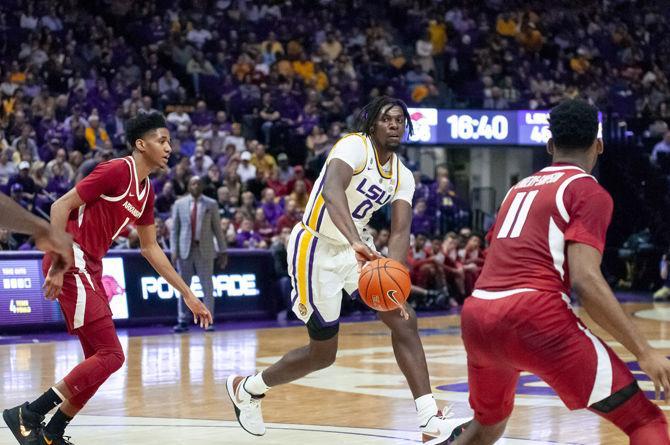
[548,99,599,151]
[125,112,168,150]
[354,96,414,137]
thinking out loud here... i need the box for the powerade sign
[0,250,276,329]
[407,108,603,146]
[141,274,260,300]
[122,250,275,319]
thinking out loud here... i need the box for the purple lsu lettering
[352,178,392,219]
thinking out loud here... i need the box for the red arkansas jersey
[474,163,612,296]
[68,156,155,271]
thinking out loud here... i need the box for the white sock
[244,372,270,396]
[415,394,438,427]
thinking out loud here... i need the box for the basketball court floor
[1,299,669,444]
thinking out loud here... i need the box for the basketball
[358,258,411,311]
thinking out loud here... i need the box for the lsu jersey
[302,132,414,245]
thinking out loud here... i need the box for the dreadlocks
[354,96,414,138]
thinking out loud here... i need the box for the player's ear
[134,138,145,152]
[546,138,554,156]
[596,138,604,155]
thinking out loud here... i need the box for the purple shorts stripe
[315,205,327,231]
[306,236,339,327]
[306,235,318,307]
[290,228,305,305]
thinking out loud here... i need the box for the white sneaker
[421,406,469,444]
[226,375,266,436]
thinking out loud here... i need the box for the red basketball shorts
[43,252,110,334]
[461,290,636,425]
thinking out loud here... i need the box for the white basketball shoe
[226,375,266,436]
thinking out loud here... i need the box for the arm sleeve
[75,160,129,204]
[563,179,613,255]
[135,184,155,226]
[326,134,367,172]
[392,165,416,204]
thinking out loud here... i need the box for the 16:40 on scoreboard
[407,108,602,146]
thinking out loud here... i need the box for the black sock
[45,409,72,437]
[28,388,63,416]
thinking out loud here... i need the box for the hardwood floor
[1,302,668,444]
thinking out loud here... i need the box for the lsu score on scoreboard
[407,108,603,146]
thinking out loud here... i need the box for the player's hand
[183,294,213,329]
[217,251,228,270]
[638,349,670,402]
[43,268,65,301]
[34,226,73,273]
[351,240,382,273]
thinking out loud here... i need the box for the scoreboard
[406,108,603,146]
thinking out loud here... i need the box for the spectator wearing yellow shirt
[261,31,285,56]
[310,64,329,92]
[428,19,447,54]
[569,49,590,74]
[250,143,277,177]
[319,33,343,63]
[388,47,407,72]
[231,53,253,82]
[516,23,543,52]
[428,18,447,81]
[276,56,294,79]
[496,13,519,37]
[292,52,315,83]
[84,115,110,150]
[9,61,26,85]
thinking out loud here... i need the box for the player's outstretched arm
[322,159,379,270]
[569,242,670,400]
[0,191,73,281]
[136,223,213,328]
[0,191,50,235]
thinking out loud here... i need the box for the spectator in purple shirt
[411,198,435,236]
[429,176,459,219]
[235,217,264,248]
[413,171,430,205]
[154,181,177,216]
[191,100,213,127]
[260,187,283,225]
[45,163,72,197]
[37,137,59,164]
[274,82,302,124]
[295,103,320,136]
[148,15,168,44]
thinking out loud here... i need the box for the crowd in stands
[0,0,668,299]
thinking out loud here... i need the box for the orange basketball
[358,258,411,311]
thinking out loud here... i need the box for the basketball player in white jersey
[227,97,463,444]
